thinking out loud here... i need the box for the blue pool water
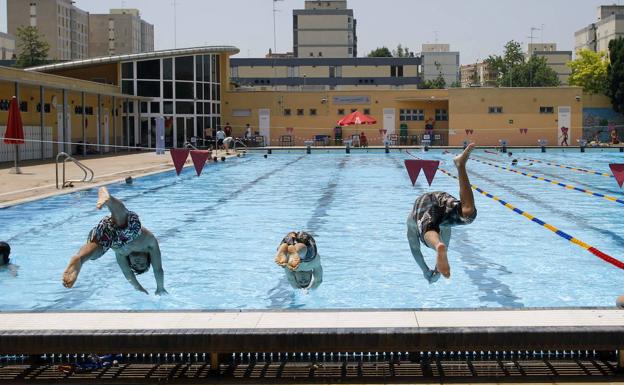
[1,149,623,310]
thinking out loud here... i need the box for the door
[103,110,110,152]
[383,108,396,143]
[175,117,196,148]
[258,108,270,147]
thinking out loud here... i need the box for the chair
[279,135,293,147]
[388,134,398,146]
[314,135,329,146]
[409,135,419,145]
[253,135,265,147]
[350,134,360,147]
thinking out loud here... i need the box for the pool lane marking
[405,150,624,270]
[483,150,614,178]
[470,157,624,206]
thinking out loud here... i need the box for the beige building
[575,5,624,54]
[0,32,16,60]
[7,0,90,61]
[420,44,459,86]
[527,43,572,85]
[293,0,357,58]
[460,62,497,88]
[89,9,154,58]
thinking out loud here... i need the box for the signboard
[332,96,371,105]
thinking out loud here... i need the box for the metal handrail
[55,152,94,189]
[233,139,247,150]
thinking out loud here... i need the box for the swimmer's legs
[423,230,450,278]
[275,243,289,266]
[96,187,129,227]
[453,143,476,218]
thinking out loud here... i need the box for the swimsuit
[280,231,318,262]
[88,211,142,252]
[411,192,477,244]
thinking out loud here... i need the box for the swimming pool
[1,149,623,310]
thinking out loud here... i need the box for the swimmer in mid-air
[407,143,477,283]
[275,231,323,290]
[62,187,167,295]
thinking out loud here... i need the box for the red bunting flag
[170,148,189,175]
[404,160,440,186]
[610,164,624,188]
[190,150,211,176]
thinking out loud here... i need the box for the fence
[0,126,53,162]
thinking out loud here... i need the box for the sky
[0,0,618,64]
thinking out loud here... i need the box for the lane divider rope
[404,150,624,270]
[470,156,624,206]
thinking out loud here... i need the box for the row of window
[121,81,221,101]
[399,109,449,121]
[489,106,555,114]
[129,101,221,116]
[122,55,220,84]
[283,108,373,117]
[0,100,102,115]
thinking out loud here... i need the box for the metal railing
[233,139,247,150]
[55,152,94,189]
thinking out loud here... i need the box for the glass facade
[121,54,222,149]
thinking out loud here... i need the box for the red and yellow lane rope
[405,150,624,270]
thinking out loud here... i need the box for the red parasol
[3,96,24,174]
[337,110,377,126]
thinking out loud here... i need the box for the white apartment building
[419,44,459,86]
[527,43,572,85]
[575,5,624,54]
[293,0,357,58]
[0,32,16,60]
[89,9,154,57]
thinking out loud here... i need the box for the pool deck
[1,309,623,356]
[0,150,231,208]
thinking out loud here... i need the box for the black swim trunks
[280,231,318,262]
[410,192,477,244]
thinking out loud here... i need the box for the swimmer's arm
[115,252,148,294]
[310,263,323,289]
[149,238,167,296]
[407,218,438,283]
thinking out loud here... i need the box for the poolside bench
[1,309,623,369]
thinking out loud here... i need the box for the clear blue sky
[0,0,618,63]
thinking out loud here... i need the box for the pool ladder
[55,152,94,189]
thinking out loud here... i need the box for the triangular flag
[610,164,624,188]
[170,148,189,175]
[421,160,440,186]
[190,150,211,176]
[404,160,422,186]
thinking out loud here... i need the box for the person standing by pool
[215,127,226,150]
[275,232,323,290]
[406,143,477,283]
[62,187,167,295]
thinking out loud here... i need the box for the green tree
[485,40,559,87]
[607,37,624,112]
[568,49,608,94]
[367,46,392,57]
[15,26,49,68]
[392,44,414,58]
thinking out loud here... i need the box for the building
[230,57,422,91]
[29,46,239,149]
[460,62,497,88]
[7,0,90,61]
[293,0,357,58]
[419,44,459,86]
[527,43,572,85]
[0,32,16,60]
[575,5,624,54]
[89,9,154,57]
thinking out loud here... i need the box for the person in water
[406,143,477,283]
[275,231,323,290]
[62,187,166,295]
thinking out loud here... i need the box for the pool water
[1,149,623,310]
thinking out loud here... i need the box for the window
[297,108,304,116]
[136,59,160,79]
[121,62,133,79]
[163,101,173,114]
[435,109,448,121]
[337,108,345,115]
[540,106,554,114]
[137,81,160,97]
[175,82,194,99]
[163,58,172,80]
[176,101,194,114]
[163,82,173,99]
[310,108,317,116]
[140,102,148,113]
[309,52,314,57]
[122,80,134,95]
[284,108,291,116]
[399,109,424,121]
[175,56,194,80]
[488,106,503,114]
[351,108,357,113]
[150,102,160,113]
[363,108,370,115]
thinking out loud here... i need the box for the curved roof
[26,46,239,72]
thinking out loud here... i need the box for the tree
[367,47,392,57]
[392,44,414,58]
[568,49,608,94]
[15,26,49,68]
[485,40,559,87]
[607,37,624,113]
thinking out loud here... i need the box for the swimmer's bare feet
[275,253,288,266]
[287,252,301,271]
[95,187,111,210]
[435,243,450,278]
[454,143,475,169]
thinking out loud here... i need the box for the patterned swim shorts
[88,211,142,252]
[411,192,477,244]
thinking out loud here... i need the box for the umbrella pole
[10,143,22,174]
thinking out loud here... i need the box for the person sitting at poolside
[406,143,477,283]
[359,131,368,148]
[62,187,167,295]
[275,231,323,290]
[215,128,226,150]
